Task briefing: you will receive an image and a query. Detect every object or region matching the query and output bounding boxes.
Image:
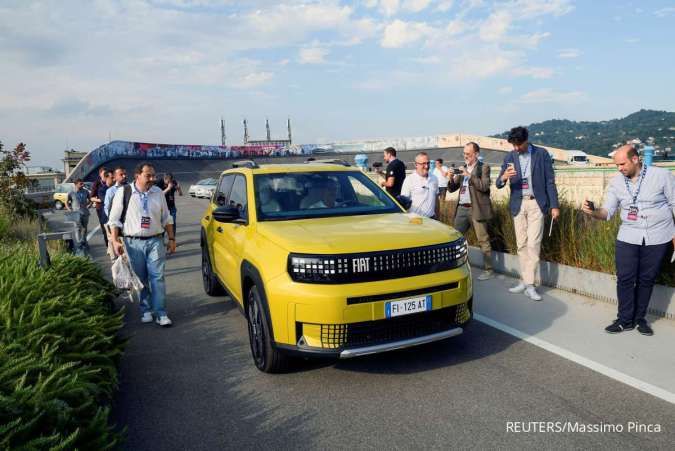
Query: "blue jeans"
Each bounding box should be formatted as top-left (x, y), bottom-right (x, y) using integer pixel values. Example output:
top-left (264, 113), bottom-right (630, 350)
top-left (169, 207), bottom-right (177, 235)
top-left (125, 236), bottom-right (167, 317)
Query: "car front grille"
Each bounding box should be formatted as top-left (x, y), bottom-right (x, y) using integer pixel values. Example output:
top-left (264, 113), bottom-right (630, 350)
top-left (302, 302), bottom-right (471, 350)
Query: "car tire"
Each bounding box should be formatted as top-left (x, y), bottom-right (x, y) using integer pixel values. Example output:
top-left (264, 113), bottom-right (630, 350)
top-left (201, 243), bottom-right (225, 296)
top-left (54, 200), bottom-right (64, 210)
top-left (247, 285), bottom-right (290, 373)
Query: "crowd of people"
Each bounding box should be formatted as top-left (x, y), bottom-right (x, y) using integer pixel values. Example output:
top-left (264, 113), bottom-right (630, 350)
top-left (380, 126), bottom-right (674, 336)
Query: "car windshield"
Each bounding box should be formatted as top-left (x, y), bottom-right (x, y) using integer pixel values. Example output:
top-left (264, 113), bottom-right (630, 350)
top-left (254, 171), bottom-right (402, 221)
top-left (197, 178), bottom-right (216, 185)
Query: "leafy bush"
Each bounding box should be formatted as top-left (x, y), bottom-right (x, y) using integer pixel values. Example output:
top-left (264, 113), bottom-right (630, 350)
top-left (0, 243), bottom-right (125, 449)
top-left (440, 200), bottom-right (675, 286)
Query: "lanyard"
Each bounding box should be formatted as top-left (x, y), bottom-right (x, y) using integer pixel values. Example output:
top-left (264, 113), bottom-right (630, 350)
top-left (519, 151), bottom-right (531, 179)
top-left (134, 183), bottom-right (150, 214)
top-left (624, 165), bottom-right (647, 205)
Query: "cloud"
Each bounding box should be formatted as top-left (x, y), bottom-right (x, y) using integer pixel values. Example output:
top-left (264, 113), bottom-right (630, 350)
top-left (436, 0), bottom-right (454, 12)
top-left (381, 20), bottom-right (433, 48)
top-left (655, 7), bottom-right (675, 17)
top-left (624, 37), bottom-right (640, 44)
top-left (410, 55), bottom-right (441, 64)
top-left (498, 86), bottom-right (513, 95)
top-left (379, 0), bottom-right (400, 16)
top-left (49, 97), bottom-right (113, 117)
top-left (299, 46), bottom-right (330, 64)
top-left (507, 0), bottom-right (573, 18)
top-left (402, 0), bottom-right (433, 13)
top-left (519, 88), bottom-right (587, 104)
top-left (558, 48), bottom-right (581, 59)
top-left (514, 66), bottom-right (554, 79)
top-left (479, 10), bottom-right (512, 42)
top-left (232, 71), bottom-right (275, 89)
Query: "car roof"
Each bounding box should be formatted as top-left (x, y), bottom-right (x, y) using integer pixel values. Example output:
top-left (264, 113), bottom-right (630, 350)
top-left (220, 163), bottom-right (360, 176)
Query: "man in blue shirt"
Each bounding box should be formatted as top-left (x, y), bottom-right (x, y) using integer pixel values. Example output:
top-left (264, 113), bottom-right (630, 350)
top-left (583, 145), bottom-right (675, 335)
top-left (496, 126), bottom-right (560, 301)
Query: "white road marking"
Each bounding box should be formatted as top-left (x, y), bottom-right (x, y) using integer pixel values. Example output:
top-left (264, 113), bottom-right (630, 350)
top-left (474, 313), bottom-right (675, 405)
top-left (87, 225), bottom-right (100, 241)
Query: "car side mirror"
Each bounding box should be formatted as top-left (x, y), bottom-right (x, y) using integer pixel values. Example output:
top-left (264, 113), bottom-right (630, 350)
top-left (212, 206), bottom-right (245, 223)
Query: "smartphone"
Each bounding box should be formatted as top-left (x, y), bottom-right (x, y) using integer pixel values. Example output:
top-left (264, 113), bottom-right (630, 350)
top-left (586, 200), bottom-right (595, 211)
top-left (507, 162), bottom-right (515, 171)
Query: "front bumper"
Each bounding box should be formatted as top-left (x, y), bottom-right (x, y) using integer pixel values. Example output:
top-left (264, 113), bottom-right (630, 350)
top-left (339, 327), bottom-right (463, 358)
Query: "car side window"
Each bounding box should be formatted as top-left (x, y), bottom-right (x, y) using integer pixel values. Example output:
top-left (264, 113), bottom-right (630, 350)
top-left (215, 175), bottom-right (235, 206)
top-left (228, 175), bottom-right (248, 220)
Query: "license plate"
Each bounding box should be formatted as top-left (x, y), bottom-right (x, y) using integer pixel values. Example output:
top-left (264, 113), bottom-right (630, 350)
top-left (385, 295), bottom-right (432, 318)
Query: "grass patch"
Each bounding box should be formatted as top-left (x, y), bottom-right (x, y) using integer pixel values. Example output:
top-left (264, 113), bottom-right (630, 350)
top-left (0, 242), bottom-right (125, 449)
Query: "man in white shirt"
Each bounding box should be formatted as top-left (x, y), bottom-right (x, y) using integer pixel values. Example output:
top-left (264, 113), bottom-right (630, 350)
top-left (432, 158), bottom-right (449, 203)
top-left (400, 152), bottom-right (438, 218)
top-left (108, 163), bottom-right (175, 327)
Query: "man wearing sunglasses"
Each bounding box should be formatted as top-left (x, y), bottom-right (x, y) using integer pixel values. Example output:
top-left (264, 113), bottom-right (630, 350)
top-left (400, 152), bottom-right (438, 218)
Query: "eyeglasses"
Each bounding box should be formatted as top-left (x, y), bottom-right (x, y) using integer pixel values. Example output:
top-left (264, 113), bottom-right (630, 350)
top-left (415, 162), bottom-right (430, 167)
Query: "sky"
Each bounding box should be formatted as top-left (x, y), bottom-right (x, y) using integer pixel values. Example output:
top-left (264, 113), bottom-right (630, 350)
top-left (1, 0), bottom-right (674, 167)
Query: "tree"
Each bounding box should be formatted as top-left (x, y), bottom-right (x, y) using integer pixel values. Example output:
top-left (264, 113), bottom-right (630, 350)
top-left (0, 141), bottom-right (36, 217)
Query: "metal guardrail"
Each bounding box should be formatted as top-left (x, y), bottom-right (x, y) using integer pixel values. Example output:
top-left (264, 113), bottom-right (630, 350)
top-left (37, 210), bottom-right (84, 267)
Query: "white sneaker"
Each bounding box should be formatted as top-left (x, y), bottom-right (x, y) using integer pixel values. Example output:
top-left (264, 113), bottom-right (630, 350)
top-left (508, 282), bottom-right (527, 293)
top-left (477, 270), bottom-right (494, 281)
top-left (155, 315), bottom-right (173, 327)
top-left (525, 286), bottom-right (542, 301)
top-left (141, 312), bottom-right (154, 323)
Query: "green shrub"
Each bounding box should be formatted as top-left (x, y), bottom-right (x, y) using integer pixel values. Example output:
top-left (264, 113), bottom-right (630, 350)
top-left (440, 200), bottom-right (675, 286)
top-left (0, 243), bottom-right (125, 449)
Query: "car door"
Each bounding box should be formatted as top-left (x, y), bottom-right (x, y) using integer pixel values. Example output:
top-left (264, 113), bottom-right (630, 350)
top-left (209, 174), bottom-right (235, 283)
top-left (212, 174), bottom-right (250, 303)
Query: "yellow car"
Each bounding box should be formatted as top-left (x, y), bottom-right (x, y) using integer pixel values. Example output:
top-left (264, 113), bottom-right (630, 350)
top-left (200, 161), bottom-right (472, 372)
top-left (53, 183), bottom-right (74, 210)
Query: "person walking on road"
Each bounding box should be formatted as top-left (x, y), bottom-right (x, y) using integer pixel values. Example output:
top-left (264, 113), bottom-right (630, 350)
top-left (66, 178), bottom-right (91, 249)
top-left (89, 167), bottom-right (109, 244)
top-left (104, 166), bottom-right (128, 217)
top-left (433, 158), bottom-right (449, 204)
top-left (448, 142), bottom-right (494, 280)
top-left (582, 145), bottom-right (675, 335)
top-left (160, 173), bottom-right (182, 235)
top-left (496, 126), bottom-right (560, 301)
top-left (108, 163), bottom-right (175, 327)
top-left (380, 147), bottom-right (406, 197)
top-left (400, 152), bottom-right (438, 219)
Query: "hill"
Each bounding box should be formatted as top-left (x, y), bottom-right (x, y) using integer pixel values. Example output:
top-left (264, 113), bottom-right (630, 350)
top-left (491, 109), bottom-right (675, 156)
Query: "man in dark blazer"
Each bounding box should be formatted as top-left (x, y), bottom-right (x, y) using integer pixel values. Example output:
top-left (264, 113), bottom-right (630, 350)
top-left (496, 126), bottom-right (560, 301)
top-left (448, 142), bottom-right (494, 280)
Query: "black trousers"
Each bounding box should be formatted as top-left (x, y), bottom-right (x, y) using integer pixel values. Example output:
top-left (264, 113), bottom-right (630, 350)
top-left (615, 240), bottom-right (669, 324)
top-left (96, 208), bottom-right (108, 247)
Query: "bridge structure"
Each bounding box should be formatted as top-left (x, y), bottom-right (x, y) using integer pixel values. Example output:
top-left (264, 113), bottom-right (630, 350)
top-left (65, 134), bottom-right (612, 183)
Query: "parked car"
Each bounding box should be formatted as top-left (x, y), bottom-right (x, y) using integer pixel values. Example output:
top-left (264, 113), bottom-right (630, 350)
top-left (53, 183), bottom-right (74, 210)
top-left (200, 161), bottom-right (472, 373)
top-left (189, 178), bottom-right (217, 198)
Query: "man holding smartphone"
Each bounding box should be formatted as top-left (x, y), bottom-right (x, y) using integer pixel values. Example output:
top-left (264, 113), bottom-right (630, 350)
top-left (496, 126), bottom-right (560, 301)
top-left (582, 144), bottom-right (675, 335)
top-left (448, 142), bottom-right (494, 280)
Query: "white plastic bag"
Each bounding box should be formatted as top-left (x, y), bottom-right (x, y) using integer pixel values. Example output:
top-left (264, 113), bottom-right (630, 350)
top-left (111, 245), bottom-right (144, 299)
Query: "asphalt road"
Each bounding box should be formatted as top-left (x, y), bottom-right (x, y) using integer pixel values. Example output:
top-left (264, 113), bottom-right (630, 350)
top-left (98, 194), bottom-right (674, 450)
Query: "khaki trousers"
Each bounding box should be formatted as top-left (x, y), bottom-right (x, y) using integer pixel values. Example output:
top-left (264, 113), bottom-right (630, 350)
top-left (513, 198), bottom-right (544, 285)
top-left (454, 205), bottom-right (492, 271)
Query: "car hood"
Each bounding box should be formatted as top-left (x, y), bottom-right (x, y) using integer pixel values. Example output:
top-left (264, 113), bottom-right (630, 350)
top-left (256, 213), bottom-right (461, 254)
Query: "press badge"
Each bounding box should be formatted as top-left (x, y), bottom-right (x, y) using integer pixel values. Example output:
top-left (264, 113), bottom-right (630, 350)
top-left (627, 206), bottom-right (639, 221)
top-left (141, 216), bottom-right (152, 229)
top-left (521, 178), bottom-right (529, 190)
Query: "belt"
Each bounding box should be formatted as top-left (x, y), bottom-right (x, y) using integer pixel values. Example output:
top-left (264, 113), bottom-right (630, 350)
top-left (124, 233), bottom-right (163, 240)
top-left (522, 195), bottom-right (535, 200)
top-left (459, 203), bottom-right (472, 208)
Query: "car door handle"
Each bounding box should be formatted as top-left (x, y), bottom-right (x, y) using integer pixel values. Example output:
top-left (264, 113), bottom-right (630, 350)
top-left (216, 226), bottom-right (223, 233)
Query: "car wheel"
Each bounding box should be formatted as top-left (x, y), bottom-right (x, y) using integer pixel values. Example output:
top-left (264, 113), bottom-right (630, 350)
top-left (247, 285), bottom-right (290, 373)
top-left (54, 200), bottom-right (64, 210)
top-left (201, 243), bottom-right (225, 296)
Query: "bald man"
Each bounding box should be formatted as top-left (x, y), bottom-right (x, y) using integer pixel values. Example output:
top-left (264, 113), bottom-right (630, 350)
top-left (583, 145), bottom-right (675, 335)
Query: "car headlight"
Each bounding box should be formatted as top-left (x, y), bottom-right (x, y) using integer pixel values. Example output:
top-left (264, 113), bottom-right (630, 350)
top-left (288, 237), bottom-right (468, 284)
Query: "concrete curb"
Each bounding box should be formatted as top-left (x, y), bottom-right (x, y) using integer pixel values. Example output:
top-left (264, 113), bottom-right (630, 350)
top-left (469, 247), bottom-right (675, 320)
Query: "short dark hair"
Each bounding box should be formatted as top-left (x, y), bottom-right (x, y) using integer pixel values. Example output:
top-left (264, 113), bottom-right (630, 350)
top-left (135, 162), bottom-right (154, 175)
top-left (507, 126), bottom-right (529, 144)
top-left (103, 170), bottom-right (112, 177)
top-left (98, 166), bottom-right (108, 173)
top-left (384, 147), bottom-right (397, 157)
top-left (114, 166), bottom-right (126, 173)
top-left (466, 142), bottom-right (480, 153)
top-left (74, 178), bottom-right (83, 184)
top-left (626, 145), bottom-right (639, 159)
top-left (436, 158), bottom-right (443, 164)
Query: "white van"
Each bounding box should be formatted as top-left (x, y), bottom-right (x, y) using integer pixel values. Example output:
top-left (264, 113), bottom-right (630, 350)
top-left (566, 150), bottom-right (589, 166)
